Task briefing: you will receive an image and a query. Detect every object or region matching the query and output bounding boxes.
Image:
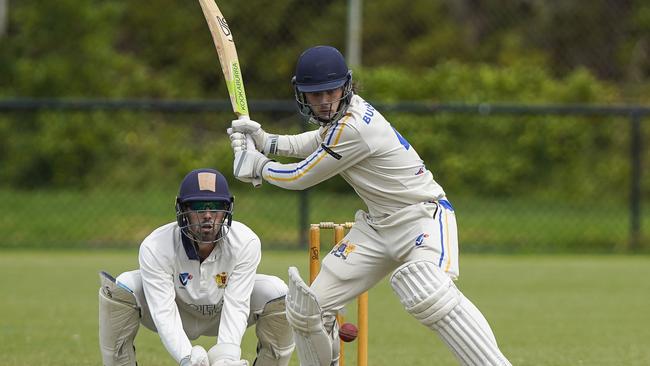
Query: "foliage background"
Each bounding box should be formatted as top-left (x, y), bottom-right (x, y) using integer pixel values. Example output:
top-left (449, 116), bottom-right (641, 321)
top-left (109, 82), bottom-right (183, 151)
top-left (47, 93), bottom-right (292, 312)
top-left (0, 0), bottom-right (649, 251)
top-left (2, 2), bottom-right (650, 365)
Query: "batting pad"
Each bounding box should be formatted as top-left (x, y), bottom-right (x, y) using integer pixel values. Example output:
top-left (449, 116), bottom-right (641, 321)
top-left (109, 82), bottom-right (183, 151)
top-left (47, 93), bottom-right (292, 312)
top-left (286, 267), bottom-right (332, 366)
top-left (390, 261), bottom-right (511, 366)
top-left (254, 296), bottom-right (295, 366)
top-left (98, 271), bottom-right (141, 366)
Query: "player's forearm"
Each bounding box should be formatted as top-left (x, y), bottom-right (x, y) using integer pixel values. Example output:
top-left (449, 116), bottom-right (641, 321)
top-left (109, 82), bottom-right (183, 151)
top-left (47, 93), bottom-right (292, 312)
top-left (217, 254), bottom-right (258, 346)
top-left (154, 309), bottom-right (193, 363)
top-left (140, 251), bottom-right (192, 362)
top-left (216, 306), bottom-right (248, 348)
top-left (143, 280), bottom-right (192, 362)
top-left (266, 130), bottom-right (320, 158)
top-left (261, 158), bottom-right (336, 190)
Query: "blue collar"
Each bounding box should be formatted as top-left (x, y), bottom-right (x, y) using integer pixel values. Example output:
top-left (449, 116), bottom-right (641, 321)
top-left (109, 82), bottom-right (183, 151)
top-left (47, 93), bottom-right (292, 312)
top-left (181, 232), bottom-right (201, 261)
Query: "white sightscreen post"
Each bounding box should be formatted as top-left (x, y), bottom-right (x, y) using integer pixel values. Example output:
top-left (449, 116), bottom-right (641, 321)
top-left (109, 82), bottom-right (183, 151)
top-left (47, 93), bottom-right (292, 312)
top-left (346, 0), bottom-right (362, 68)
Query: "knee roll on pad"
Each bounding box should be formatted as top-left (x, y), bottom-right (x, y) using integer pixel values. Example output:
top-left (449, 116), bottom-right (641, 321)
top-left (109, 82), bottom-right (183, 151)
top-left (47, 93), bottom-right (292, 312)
top-left (286, 267), bottom-right (332, 366)
top-left (390, 260), bottom-right (460, 326)
top-left (390, 261), bottom-right (511, 366)
top-left (98, 271), bottom-right (141, 366)
top-left (250, 274), bottom-right (288, 315)
top-left (254, 296), bottom-right (295, 366)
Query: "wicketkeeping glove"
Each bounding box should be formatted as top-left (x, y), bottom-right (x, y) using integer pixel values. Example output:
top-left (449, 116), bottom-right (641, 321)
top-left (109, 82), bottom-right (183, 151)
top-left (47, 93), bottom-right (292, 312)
top-left (207, 344), bottom-right (249, 366)
top-left (211, 359), bottom-right (249, 366)
top-left (179, 345), bottom-right (210, 366)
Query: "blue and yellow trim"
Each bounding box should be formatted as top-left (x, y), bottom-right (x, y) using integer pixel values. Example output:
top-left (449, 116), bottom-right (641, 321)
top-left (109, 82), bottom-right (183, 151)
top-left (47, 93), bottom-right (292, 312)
top-left (436, 199), bottom-right (454, 271)
top-left (266, 115), bottom-right (350, 182)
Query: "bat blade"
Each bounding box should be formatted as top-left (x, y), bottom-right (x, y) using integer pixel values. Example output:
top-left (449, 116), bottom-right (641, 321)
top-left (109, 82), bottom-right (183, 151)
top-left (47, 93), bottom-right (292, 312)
top-left (198, 0), bottom-right (261, 187)
top-left (197, 0), bottom-right (249, 117)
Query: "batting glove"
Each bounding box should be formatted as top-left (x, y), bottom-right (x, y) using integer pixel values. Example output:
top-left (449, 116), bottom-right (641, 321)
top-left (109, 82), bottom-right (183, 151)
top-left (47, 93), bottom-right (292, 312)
top-left (179, 345), bottom-right (210, 366)
top-left (227, 118), bottom-right (277, 155)
top-left (229, 132), bottom-right (252, 184)
top-left (233, 148), bottom-right (271, 184)
top-left (229, 132), bottom-right (265, 186)
top-left (229, 132), bottom-right (248, 153)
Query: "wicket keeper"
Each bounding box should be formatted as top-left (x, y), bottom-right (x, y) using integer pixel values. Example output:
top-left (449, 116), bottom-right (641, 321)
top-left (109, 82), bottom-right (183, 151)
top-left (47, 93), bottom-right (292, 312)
top-left (98, 169), bottom-right (294, 366)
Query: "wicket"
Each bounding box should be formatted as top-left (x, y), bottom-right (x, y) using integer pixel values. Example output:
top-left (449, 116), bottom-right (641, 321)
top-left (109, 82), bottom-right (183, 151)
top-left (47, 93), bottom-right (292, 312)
top-left (309, 222), bottom-right (368, 366)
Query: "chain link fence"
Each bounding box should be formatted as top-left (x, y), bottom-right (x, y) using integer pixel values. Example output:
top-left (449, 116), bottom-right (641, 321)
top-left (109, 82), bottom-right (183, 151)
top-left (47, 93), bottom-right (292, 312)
top-left (1, 101), bottom-right (647, 252)
top-left (1, 1), bottom-right (649, 252)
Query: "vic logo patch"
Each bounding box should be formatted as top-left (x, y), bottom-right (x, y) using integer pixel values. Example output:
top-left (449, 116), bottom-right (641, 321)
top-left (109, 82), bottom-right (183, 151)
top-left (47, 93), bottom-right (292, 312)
top-left (179, 272), bottom-right (193, 286)
top-left (215, 272), bottom-right (228, 288)
top-left (331, 241), bottom-right (356, 260)
top-left (415, 233), bottom-right (429, 246)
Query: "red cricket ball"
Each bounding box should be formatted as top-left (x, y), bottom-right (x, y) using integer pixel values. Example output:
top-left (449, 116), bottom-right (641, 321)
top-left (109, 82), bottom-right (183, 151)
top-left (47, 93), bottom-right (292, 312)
top-left (339, 322), bottom-right (358, 342)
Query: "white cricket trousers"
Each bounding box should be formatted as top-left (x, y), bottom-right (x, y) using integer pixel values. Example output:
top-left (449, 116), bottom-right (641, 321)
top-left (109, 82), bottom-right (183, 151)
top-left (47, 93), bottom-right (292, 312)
top-left (311, 199), bottom-right (459, 312)
top-left (116, 270), bottom-right (286, 339)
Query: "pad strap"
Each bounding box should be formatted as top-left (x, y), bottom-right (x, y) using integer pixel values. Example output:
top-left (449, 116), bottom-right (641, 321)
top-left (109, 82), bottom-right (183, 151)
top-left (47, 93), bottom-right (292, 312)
top-left (391, 261), bottom-right (460, 327)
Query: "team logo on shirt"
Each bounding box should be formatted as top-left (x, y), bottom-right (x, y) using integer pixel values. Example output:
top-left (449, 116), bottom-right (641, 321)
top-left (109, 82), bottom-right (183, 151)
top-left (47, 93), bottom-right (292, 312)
top-left (215, 272), bottom-right (228, 288)
top-left (330, 241), bottom-right (356, 260)
top-left (415, 233), bottom-right (429, 246)
top-left (179, 272), bottom-right (193, 286)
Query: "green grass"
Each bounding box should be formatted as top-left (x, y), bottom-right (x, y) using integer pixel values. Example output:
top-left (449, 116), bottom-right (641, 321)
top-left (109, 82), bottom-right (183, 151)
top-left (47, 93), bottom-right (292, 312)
top-left (0, 250), bottom-right (649, 365)
top-left (1, 188), bottom-right (648, 252)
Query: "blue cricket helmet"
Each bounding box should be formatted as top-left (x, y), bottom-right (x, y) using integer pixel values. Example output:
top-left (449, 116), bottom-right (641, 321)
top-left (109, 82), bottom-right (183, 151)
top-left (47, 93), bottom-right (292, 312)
top-left (294, 46), bottom-right (351, 92)
top-left (175, 168), bottom-right (234, 244)
top-left (292, 45), bottom-right (354, 125)
top-left (176, 168), bottom-right (232, 204)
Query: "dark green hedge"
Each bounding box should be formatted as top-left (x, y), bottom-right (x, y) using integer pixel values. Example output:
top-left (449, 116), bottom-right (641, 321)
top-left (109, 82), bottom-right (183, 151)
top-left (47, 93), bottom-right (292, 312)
top-left (3, 62), bottom-right (645, 204)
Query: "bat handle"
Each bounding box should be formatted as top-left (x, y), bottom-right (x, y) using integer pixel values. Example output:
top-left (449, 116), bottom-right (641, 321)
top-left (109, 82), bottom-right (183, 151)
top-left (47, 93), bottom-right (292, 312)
top-left (245, 135), bottom-right (257, 152)
top-left (236, 115), bottom-right (257, 151)
top-left (237, 115), bottom-right (262, 188)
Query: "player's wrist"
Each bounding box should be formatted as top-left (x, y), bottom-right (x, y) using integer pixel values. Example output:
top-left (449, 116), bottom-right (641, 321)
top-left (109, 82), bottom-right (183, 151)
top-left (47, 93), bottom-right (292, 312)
top-left (251, 129), bottom-right (269, 151)
top-left (262, 134), bottom-right (279, 155)
top-left (208, 343), bottom-right (242, 363)
top-left (256, 156), bottom-right (272, 179)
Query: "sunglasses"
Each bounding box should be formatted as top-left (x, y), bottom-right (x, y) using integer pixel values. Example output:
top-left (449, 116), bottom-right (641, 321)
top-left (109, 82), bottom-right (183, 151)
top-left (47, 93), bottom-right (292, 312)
top-left (186, 201), bottom-right (229, 211)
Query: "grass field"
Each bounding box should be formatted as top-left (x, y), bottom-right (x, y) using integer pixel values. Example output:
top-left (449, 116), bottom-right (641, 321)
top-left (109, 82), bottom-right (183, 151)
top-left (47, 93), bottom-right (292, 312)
top-left (1, 188), bottom-right (646, 252)
top-left (1, 250), bottom-right (649, 365)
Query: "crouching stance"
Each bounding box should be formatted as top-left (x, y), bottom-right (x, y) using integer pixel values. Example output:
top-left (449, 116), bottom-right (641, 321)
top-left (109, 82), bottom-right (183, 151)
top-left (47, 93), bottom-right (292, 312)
top-left (99, 169), bottom-right (294, 366)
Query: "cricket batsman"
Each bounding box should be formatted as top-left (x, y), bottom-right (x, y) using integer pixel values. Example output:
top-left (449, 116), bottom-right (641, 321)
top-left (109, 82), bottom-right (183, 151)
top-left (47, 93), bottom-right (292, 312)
top-left (228, 46), bottom-right (512, 365)
top-left (98, 168), bottom-right (294, 366)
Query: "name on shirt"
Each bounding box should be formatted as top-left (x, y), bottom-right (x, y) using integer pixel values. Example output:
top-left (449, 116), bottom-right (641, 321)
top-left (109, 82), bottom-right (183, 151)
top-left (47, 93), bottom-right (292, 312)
top-left (362, 102), bottom-right (375, 124)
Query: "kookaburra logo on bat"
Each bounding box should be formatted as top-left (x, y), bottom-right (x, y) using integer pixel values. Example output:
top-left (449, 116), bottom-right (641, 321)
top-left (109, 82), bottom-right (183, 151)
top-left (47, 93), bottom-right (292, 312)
top-left (217, 16), bottom-right (232, 40)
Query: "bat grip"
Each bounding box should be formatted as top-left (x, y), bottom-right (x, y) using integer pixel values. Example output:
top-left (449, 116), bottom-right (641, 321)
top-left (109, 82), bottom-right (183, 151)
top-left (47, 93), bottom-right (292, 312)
top-left (237, 115), bottom-right (257, 152)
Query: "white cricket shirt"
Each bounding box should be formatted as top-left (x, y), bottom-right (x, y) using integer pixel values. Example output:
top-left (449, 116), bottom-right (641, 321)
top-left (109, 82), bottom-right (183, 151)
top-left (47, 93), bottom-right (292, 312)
top-left (262, 94), bottom-right (446, 219)
top-left (138, 220), bottom-right (261, 362)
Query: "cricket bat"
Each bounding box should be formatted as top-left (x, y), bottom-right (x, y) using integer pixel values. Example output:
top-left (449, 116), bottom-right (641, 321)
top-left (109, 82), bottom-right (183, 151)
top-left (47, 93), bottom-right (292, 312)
top-left (198, 0), bottom-right (261, 187)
